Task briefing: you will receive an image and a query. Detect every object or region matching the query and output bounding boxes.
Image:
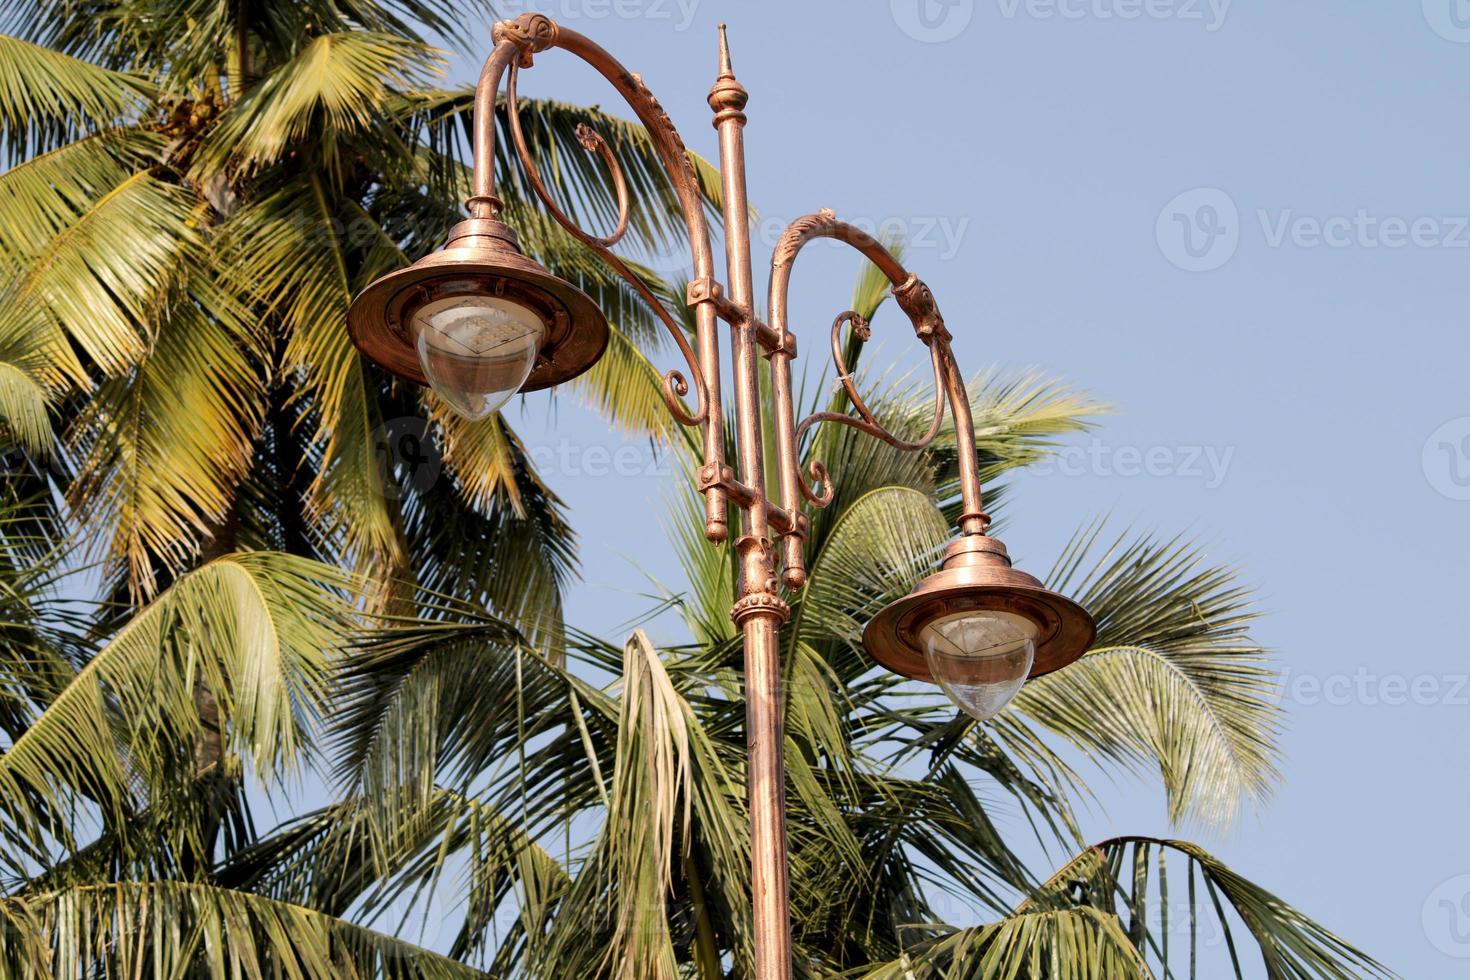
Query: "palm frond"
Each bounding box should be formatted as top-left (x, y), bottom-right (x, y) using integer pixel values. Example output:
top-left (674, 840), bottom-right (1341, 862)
top-left (603, 629), bottom-right (692, 979)
top-left (216, 787), bottom-right (572, 964)
top-left (220, 177), bottom-right (404, 581)
top-left (0, 129), bottom-right (162, 270)
top-left (533, 629), bottom-right (755, 979)
top-left (0, 34), bottom-right (151, 159)
top-left (1022, 837), bottom-right (1395, 979)
top-left (0, 491), bottom-right (82, 743)
top-left (0, 361), bottom-right (54, 456)
top-left (934, 369), bottom-right (1107, 530)
top-left (65, 279), bottom-right (263, 598)
top-left (0, 552), bottom-right (352, 872)
top-left (569, 319), bottom-right (689, 442)
top-left (328, 608), bottom-right (526, 838)
top-left (854, 908), bottom-right (1149, 979)
top-left (2, 880), bottom-right (486, 979)
top-left (661, 459), bottom-right (738, 646)
top-left (850, 236), bottom-right (906, 324)
top-left (799, 486), bottom-right (950, 679)
top-left (1006, 526), bottom-right (1281, 828)
top-left (405, 406), bottom-right (576, 654)
top-left (0, 170), bottom-right (200, 377)
top-left (199, 32), bottom-right (444, 180)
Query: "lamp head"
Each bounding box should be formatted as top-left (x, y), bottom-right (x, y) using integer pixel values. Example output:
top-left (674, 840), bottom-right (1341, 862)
top-left (347, 217), bottom-right (609, 418)
top-left (863, 535), bottom-right (1095, 719)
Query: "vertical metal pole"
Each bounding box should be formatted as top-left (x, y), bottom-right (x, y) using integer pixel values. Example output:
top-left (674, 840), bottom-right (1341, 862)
top-left (709, 25), bottom-right (793, 980)
top-left (735, 603), bottom-right (791, 980)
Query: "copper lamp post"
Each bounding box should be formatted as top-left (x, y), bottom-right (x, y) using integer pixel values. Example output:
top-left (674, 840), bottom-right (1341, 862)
top-left (346, 14), bottom-right (1095, 977)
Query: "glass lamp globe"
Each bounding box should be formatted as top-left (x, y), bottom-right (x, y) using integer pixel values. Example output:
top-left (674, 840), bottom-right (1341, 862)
top-left (920, 610), bottom-right (1038, 720)
top-left (410, 294), bottom-right (546, 420)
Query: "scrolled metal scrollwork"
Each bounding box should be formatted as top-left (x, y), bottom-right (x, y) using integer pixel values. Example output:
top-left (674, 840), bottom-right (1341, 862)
top-left (570, 123), bottom-right (631, 248)
top-left (502, 60), bottom-right (709, 426)
top-left (770, 213), bottom-right (961, 525)
top-left (800, 458), bottom-right (834, 507)
top-left (788, 309), bottom-right (949, 507)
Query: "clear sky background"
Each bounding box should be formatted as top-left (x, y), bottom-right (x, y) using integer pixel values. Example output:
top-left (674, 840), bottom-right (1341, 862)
top-left (444, 0), bottom-right (1469, 973)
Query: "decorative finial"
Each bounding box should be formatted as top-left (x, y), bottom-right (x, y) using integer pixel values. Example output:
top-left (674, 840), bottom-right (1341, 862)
top-left (717, 23), bottom-right (733, 79)
top-left (708, 22), bottom-right (748, 119)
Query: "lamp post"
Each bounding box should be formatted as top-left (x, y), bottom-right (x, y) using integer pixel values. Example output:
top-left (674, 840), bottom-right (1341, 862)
top-left (346, 14), bottom-right (1095, 978)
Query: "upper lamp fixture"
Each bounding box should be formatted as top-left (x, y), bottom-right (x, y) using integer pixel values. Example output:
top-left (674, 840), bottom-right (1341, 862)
top-left (347, 215), bottom-right (609, 419)
top-left (863, 535), bottom-right (1095, 720)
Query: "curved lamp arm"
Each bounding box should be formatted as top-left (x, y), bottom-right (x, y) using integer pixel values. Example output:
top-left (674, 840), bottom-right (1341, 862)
top-left (767, 210), bottom-right (991, 588)
top-left (472, 13), bottom-right (733, 539)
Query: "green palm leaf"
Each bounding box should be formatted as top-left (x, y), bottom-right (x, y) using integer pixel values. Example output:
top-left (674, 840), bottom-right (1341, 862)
top-left (0, 170), bottom-right (200, 376)
top-left (0, 552), bottom-right (352, 870)
top-left (0, 34), bottom-right (151, 158)
top-left (221, 178), bottom-right (404, 581)
top-left (217, 788), bottom-right (572, 960)
top-left (0, 129), bottom-right (162, 271)
top-left (0, 491), bottom-right (80, 742)
top-left (66, 280), bottom-right (263, 597)
top-left (2, 880), bottom-right (486, 979)
top-left (199, 32), bottom-right (444, 178)
top-left (854, 908), bottom-right (1149, 979)
top-left (1022, 837), bottom-right (1395, 979)
top-left (1006, 526), bottom-right (1281, 827)
top-left (0, 361), bottom-right (53, 455)
top-left (603, 629), bottom-right (692, 979)
top-left (406, 406), bottom-right (576, 653)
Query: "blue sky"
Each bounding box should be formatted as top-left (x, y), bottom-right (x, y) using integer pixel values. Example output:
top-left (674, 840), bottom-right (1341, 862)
top-left (445, 0), bottom-right (1469, 972)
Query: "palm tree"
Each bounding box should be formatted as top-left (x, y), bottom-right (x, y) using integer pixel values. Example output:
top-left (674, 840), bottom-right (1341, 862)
top-left (0, 0), bottom-right (708, 619)
top-left (0, 0), bottom-right (708, 867)
top-left (0, 2), bottom-right (1390, 977)
top-left (0, 283), bottom-right (1392, 975)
